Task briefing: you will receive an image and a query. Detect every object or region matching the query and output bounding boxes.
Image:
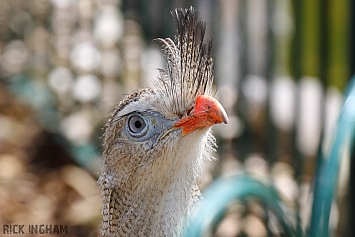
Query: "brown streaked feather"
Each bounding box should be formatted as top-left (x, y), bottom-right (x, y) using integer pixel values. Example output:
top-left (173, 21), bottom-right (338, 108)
top-left (155, 7), bottom-right (214, 117)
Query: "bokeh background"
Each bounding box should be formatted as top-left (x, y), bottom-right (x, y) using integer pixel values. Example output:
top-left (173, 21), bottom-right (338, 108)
top-left (0, 0), bottom-right (354, 236)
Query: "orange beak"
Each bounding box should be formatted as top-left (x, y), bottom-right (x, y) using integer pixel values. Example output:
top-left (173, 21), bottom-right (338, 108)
top-left (174, 95), bottom-right (229, 135)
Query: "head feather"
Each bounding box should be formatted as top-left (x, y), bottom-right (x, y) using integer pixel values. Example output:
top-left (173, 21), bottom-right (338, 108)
top-left (154, 7), bottom-right (214, 117)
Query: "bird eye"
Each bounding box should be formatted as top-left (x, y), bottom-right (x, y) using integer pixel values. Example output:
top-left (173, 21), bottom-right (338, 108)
top-left (127, 115), bottom-right (148, 136)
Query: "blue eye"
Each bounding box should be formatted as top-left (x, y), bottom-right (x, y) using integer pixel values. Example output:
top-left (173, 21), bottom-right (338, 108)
top-left (127, 115), bottom-right (148, 137)
top-left (128, 115), bottom-right (146, 133)
top-left (124, 112), bottom-right (175, 144)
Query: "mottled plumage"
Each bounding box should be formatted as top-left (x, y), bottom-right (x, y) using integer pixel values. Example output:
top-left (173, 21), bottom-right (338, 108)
top-left (99, 7), bottom-right (226, 237)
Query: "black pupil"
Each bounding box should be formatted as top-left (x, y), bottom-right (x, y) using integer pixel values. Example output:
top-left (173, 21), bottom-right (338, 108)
top-left (135, 120), bottom-right (142, 128)
top-left (128, 116), bottom-right (146, 134)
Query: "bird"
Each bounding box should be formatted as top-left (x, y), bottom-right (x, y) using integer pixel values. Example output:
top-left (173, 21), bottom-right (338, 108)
top-left (98, 7), bottom-right (228, 237)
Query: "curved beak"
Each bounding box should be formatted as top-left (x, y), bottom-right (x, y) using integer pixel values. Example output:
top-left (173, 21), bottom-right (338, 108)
top-left (174, 95), bottom-right (229, 135)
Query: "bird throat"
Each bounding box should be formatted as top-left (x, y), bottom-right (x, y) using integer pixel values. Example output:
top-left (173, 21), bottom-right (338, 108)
top-left (99, 173), bottom-right (198, 236)
top-left (99, 136), bottom-right (206, 237)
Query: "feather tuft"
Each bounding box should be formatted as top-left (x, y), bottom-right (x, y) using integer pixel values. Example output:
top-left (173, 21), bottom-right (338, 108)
top-left (155, 7), bottom-right (214, 117)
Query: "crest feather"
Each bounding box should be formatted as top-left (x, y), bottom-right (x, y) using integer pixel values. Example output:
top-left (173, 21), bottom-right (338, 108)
top-left (155, 7), bottom-right (214, 117)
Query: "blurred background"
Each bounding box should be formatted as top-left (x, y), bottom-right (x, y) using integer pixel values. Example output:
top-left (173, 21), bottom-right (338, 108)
top-left (0, 0), bottom-right (354, 236)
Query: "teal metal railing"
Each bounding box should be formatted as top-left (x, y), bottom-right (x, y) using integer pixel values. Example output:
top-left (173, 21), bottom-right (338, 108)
top-left (309, 77), bottom-right (355, 237)
top-left (185, 76), bottom-right (355, 237)
top-left (185, 175), bottom-right (297, 237)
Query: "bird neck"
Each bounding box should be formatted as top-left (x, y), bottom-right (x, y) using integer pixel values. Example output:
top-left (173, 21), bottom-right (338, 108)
top-left (99, 130), bottom-right (212, 236)
top-left (99, 164), bottom-right (199, 237)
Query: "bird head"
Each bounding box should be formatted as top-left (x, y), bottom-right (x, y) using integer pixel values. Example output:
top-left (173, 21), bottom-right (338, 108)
top-left (99, 7), bottom-right (228, 236)
top-left (101, 7), bottom-right (228, 184)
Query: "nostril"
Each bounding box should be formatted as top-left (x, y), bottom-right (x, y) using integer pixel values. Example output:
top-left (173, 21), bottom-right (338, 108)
top-left (186, 106), bottom-right (194, 116)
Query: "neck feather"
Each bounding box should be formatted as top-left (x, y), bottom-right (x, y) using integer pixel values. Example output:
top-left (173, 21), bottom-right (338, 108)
top-left (99, 130), bottom-right (214, 237)
top-left (99, 166), bottom-right (199, 236)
